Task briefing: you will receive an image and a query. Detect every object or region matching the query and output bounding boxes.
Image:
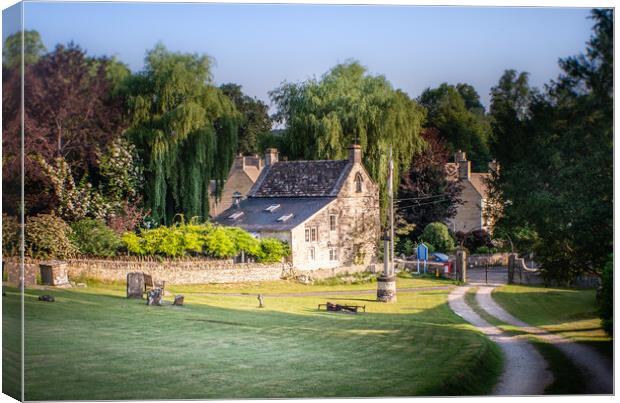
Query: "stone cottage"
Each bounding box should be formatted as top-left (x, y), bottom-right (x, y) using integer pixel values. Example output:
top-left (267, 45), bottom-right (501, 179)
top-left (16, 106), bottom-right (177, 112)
top-left (208, 154), bottom-right (264, 217)
top-left (215, 145), bottom-right (380, 270)
top-left (444, 151), bottom-right (497, 234)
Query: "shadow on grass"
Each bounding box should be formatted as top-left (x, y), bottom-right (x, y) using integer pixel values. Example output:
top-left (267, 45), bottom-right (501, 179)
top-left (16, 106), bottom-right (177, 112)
top-left (6, 286), bottom-right (501, 400)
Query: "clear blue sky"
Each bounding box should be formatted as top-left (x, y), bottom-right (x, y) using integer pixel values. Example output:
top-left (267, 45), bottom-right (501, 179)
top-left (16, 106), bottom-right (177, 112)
top-left (5, 2), bottom-right (594, 109)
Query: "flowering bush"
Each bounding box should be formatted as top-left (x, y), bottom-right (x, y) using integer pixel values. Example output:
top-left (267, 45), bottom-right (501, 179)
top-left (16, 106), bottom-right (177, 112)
top-left (2, 214), bottom-right (20, 257)
top-left (25, 213), bottom-right (77, 259)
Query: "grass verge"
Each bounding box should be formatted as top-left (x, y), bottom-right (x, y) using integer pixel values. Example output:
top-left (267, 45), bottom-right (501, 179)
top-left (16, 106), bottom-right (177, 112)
top-left (5, 278), bottom-right (495, 400)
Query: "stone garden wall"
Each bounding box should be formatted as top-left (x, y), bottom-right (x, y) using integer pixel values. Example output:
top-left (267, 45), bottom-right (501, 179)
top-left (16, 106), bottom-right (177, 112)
top-left (3, 258), bottom-right (292, 285)
top-left (3, 258), bottom-right (381, 286)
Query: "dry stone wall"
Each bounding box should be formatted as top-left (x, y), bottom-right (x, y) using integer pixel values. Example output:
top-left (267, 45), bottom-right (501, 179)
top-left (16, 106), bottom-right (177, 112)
top-left (3, 258), bottom-right (291, 285)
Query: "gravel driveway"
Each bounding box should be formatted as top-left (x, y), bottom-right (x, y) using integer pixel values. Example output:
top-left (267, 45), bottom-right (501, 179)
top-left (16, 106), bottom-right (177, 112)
top-left (477, 286), bottom-right (613, 394)
top-left (448, 286), bottom-right (553, 395)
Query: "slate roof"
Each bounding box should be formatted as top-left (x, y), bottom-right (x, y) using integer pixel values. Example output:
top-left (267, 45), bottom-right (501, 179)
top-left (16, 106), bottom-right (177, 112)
top-left (444, 163), bottom-right (490, 199)
top-left (249, 160), bottom-right (352, 197)
top-left (215, 197), bottom-right (336, 231)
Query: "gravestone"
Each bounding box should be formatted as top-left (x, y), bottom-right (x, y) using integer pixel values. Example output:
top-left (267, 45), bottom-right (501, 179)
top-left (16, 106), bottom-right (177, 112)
top-left (126, 272), bottom-right (145, 299)
top-left (39, 261), bottom-right (70, 287)
top-left (146, 288), bottom-right (163, 306)
top-left (173, 295), bottom-right (184, 306)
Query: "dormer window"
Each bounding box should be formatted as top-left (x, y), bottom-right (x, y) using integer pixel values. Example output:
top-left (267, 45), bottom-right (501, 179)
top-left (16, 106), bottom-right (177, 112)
top-left (228, 211), bottom-right (244, 220)
top-left (277, 214), bottom-right (294, 222)
top-left (264, 204), bottom-right (281, 212)
top-left (355, 173), bottom-right (363, 193)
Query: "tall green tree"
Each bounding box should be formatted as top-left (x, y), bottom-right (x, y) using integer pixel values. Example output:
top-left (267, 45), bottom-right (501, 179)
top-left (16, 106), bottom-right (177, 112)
top-left (270, 61), bottom-right (426, 219)
top-left (418, 83), bottom-right (491, 170)
top-left (3, 30), bottom-right (46, 68)
top-left (489, 9), bottom-right (613, 282)
top-left (220, 83), bottom-right (272, 154)
top-left (125, 44), bottom-right (240, 224)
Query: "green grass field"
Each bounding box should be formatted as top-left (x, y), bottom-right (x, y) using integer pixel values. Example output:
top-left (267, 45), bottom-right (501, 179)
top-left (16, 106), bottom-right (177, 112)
top-left (492, 285), bottom-right (612, 358)
top-left (3, 275), bottom-right (502, 400)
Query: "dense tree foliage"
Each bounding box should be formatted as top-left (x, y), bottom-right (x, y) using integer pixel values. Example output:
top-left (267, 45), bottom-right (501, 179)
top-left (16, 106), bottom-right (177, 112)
top-left (419, 222), bottom-right (455, 253)
top-left (3, 43), bottom-right (126, 215)
top-left (270, 61), bottom-right (426, 219)
top-left (396, 128), bottom-right (462, 240)
top-left (220, 83), bottom-right (272, 154)
top-left (125, 44), bottom-right (240, 224)
top-left (489, 9), bottom-right (612, 283)
top-left (2, 30), bottom-right (46, 68)
top-left (418, 83), bottom-right (491, 170)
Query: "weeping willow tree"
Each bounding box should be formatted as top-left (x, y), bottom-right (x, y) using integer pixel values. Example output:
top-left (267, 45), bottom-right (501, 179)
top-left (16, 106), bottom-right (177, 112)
top-left (125, 44), bottom-right (239, 224)
top-left (270, 61), bottom-right (426, 221)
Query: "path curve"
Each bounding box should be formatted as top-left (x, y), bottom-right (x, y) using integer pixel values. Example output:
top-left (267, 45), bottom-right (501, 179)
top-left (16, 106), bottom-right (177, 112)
top-left (477, 286), bottom-right (613, 394)
top-left (448, 286), bottom-right (553, 395)
top-left (180, 286), bottom-right (451, 298)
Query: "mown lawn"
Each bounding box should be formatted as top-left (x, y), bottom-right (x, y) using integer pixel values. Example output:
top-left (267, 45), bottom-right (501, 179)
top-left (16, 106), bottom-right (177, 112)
top-left (492, 285), bottom-right (612, 358)
top-left (4, 276), bottom-right (501, 400)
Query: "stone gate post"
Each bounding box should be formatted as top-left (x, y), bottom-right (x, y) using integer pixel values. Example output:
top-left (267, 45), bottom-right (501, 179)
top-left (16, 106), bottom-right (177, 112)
top-left (455, 248), bottom-right (467, 283)
top-left (507, 253), bottom-right (517, 284)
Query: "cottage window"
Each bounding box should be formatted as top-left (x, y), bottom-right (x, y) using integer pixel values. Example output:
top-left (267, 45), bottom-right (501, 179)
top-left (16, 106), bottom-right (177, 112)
top-left (311, 227), bottom-right (317, 242)
top-left (305, 229), bottom-right (310, 242)
top-left (308, 247), bottom-right (315, 261)
top-left (355, 173), bottom-right (363, 193)
top-left (329, 215), bottom-right (337, 231)
top-left (264, 204), bottom-right (281, 212)
top-left (228, 211), bottom-right (244, 220)
top-left (277, 213), bottom-right (294, 222)
top-left (329, 248), bottom-right (339, 261)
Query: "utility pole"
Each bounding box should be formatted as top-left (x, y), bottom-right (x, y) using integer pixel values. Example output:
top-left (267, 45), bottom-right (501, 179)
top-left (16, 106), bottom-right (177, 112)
top-left (377, 146), bottom-right (397, 302)
top-left (389, 146), bottom-right (395, 276)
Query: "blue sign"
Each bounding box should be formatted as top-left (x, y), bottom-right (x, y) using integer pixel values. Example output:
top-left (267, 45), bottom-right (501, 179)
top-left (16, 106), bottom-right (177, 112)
top-left (417, 243), bottom-right (429, 261)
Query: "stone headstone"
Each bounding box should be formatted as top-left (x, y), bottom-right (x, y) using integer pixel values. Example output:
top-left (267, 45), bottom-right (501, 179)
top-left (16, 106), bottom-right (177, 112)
top-left (257, 294), bottom-right (264, 308)
top-left (39, 261), bottom-right (70, 287)
top-left (146, 288), bottom-right (163, 306)
top-left (127, 272), bottom-right (145, 299)
top-left (173, 295), bottom-right (184, 306)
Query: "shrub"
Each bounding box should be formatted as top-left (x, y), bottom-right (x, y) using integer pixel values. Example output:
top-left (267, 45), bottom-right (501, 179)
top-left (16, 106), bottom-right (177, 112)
top-left (419, 222), bottom-right (454, 253)
top-left (70, 218), bottom-right (121, 257)
top-left (121, 222), bottom-right (290, 261)
top-left (25, 213), bottom-right (77, 259)
top-left (2, 214), bottom-right (20, 257)
top-left (600, 254), bottom-right (613, 336)
top-left (257, 238), bottom-right (290, 263)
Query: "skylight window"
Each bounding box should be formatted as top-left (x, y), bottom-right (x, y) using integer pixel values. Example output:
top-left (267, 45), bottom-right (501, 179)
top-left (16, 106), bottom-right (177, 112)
top-left (228, 211), bottom-right (244, 220)
top-left (264, 204), bottom-right (281, 212)
top-left (277, 214), bottom-right (294, 222)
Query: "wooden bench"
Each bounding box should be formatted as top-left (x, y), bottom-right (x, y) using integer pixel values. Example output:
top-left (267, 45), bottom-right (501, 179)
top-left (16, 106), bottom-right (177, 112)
top-left (143, 274), bottom-right (166, 296)
top-left (318, 302), bottom-right (366, 313)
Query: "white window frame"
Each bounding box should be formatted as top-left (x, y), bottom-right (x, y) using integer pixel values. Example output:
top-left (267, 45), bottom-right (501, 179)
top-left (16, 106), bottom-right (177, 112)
top-left (311, 227), bottom-right (317, 242)
top-left (308, 247), bottom-right (315, 261)
top-left (329, 215), bottom-right (337, 231)
top-left (305, 229), bottom-right (310, 242)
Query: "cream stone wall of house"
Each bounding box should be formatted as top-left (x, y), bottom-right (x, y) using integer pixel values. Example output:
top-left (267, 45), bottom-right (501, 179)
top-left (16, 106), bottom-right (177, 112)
top-left (209, 155), bottom-right (263, 217)
top-left (334, 161), bottom-right (380, 267)
top-left (446, 180), bottom-right (483, 233)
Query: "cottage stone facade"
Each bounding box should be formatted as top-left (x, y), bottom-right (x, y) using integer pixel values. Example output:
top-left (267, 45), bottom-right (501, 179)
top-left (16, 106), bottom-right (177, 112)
top-left (445, 151), bottom-right (497, 234)
top-left (208, 154), bottom-right (263, 217)
top-left (216, 145), bottom-right (380, 270)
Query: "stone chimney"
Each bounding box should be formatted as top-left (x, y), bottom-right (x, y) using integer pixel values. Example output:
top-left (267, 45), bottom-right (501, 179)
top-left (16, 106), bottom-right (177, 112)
top-left (348, 144), bottom-right (362, 164)
top-left (265, 148), bottom-right (279, 166)
top-left (455, 150), bottom-right (470, 180)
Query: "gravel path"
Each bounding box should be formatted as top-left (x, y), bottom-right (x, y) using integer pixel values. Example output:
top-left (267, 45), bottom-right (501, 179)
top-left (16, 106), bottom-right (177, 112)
top-left (448, 286), bottom-right (553, 395)
top-left (477, 286), bottom-right (613, 394)
top-left (181, 286), bottom-right (451, 298)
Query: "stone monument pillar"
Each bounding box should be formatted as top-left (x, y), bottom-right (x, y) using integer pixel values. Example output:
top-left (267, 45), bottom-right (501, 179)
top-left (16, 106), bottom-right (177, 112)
top-left (455, 248), bottom-right (467, 283)
top-left (127, 272), bottom-right (145, 299)
top-left (377, 231), bottom-right (396, 302)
